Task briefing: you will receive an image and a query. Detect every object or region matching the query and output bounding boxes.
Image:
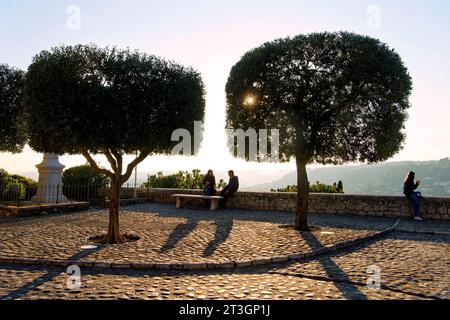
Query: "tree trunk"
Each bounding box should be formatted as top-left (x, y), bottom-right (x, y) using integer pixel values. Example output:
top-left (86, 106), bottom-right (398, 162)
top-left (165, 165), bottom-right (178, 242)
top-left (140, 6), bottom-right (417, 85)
top-left (295, 158), bottom-right (309, 231)
top-left (104, 179), bottom-right (124, 244)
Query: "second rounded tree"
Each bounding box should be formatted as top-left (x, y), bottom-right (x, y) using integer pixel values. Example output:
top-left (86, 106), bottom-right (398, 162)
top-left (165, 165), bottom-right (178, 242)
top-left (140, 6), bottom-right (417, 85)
top-left (226, 32), bottom-right (413, 230)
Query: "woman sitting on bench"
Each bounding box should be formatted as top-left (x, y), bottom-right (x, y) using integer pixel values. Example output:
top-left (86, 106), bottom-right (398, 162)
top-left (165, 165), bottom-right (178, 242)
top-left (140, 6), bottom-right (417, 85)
top-left (202, 170), bottom-right (216, 196)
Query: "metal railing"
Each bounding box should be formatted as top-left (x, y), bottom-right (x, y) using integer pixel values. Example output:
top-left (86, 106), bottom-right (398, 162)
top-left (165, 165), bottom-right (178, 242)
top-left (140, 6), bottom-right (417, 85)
top-left (0, 182), bottom-right (151, 206)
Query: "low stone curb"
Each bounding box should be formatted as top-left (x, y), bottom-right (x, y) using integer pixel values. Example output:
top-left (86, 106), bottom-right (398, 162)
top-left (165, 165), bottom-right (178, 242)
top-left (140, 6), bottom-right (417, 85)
top-left (0, 221), bottom-right (400, 272)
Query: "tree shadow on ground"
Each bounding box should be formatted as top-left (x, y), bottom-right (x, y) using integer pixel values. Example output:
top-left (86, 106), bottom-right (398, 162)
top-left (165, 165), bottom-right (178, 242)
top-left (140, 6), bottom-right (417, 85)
top-left (298, 231), bottom-right (368, 300)
top-left (267, 232), bottom-right (449, 299)
top-left (2, 232), bottom-right (445, 300)
top-left (0, 245), bottom-right (105, 300)
top-left (122, 202), bottom-right (399, 232)
top-left (124, 202), bottom-right (392, 258)
top-left (269, 230), bottom-right (369, 300)
top-left (158, 209), bottom-right (234, 258)
top-left (204, 219), bottom-right (234, 257)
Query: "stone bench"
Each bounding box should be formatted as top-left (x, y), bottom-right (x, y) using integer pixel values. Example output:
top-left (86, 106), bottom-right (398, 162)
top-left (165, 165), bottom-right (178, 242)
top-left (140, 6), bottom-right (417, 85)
top-left (171, 194), bottom-right (224, 211)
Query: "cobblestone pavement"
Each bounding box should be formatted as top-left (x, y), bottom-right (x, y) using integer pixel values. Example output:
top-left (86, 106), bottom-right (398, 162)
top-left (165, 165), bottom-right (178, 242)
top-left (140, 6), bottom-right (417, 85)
top-left (0, 231), bottom-right (447, 300)
top-left (0, 203), bottom-right (386, 264)
top-left (267, 232), bottom-right (450, 299)
top-left (0, 263), bottom-right (421, 300)
top-left (0, 203), bottom-right (448, 300)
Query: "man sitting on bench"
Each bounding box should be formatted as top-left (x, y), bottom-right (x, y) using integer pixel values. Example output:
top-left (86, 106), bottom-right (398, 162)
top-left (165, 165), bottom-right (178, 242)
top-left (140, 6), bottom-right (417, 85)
top-left (219, 170), bottom-right (239, 208)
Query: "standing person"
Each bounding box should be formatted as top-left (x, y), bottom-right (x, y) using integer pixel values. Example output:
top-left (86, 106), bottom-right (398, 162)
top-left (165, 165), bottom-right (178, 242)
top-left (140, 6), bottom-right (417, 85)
top-left (403, 171), bottom-right (423, 221)
top-left (202, 170), bottom-right (216, 196)
top-left (219, 170), bottom-right (239, 208)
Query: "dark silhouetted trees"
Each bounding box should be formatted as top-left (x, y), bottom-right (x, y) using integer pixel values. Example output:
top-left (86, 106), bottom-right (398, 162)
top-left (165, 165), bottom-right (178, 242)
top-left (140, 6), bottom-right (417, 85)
top-left (24, 45), bottom-right (205, 243)
top-left (226, 32), bottom-right (412, 230)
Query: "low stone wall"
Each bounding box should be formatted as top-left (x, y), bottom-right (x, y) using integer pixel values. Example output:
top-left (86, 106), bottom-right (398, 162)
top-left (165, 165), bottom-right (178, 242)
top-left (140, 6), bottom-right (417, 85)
top-left (0, 202), bottom-right (90, 218)
top-left (146, 188), bottom-right (450, 220)
top-left (104, 198), bottom-right (150, 208)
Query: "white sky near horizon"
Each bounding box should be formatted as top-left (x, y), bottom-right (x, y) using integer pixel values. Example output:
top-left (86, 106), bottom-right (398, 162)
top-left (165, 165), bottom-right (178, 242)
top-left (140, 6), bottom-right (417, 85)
top-left (0, 0), bottom-right (449, 184)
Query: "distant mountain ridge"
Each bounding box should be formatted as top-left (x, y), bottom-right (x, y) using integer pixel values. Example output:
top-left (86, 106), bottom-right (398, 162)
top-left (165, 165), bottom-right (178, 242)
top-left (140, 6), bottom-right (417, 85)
top-left (246, 158), bottom-right (450, 197)
top-left (14, 159), bottom-right (450, 197)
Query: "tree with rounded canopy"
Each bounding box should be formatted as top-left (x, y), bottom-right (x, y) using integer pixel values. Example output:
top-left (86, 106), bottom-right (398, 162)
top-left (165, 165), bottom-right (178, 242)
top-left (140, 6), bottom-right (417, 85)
top-left (0, 64), bottom-right (26, 153)
top-left (24, 44), bottom-right (205, 243)
top-left (226, 32), bottom-right (412, 230)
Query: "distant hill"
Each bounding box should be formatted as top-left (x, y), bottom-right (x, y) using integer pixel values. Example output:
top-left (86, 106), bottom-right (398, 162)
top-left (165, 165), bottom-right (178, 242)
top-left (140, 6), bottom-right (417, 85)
top-left (246, 158), bottom-right (450, 197)
top-left (13, 158), bottom-right (450, 197)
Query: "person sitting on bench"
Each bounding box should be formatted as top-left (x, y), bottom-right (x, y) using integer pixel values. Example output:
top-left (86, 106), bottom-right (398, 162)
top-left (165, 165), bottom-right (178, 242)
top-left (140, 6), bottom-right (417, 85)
top-left (202, 170), bottom-right (216, 196)
top-left (219, 170), bottom-right (239, 208)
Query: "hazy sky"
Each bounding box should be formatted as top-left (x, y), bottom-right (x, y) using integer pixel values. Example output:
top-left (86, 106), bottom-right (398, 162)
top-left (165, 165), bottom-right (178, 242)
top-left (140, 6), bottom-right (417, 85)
top-left (1, 0), bottom-right (449, 179)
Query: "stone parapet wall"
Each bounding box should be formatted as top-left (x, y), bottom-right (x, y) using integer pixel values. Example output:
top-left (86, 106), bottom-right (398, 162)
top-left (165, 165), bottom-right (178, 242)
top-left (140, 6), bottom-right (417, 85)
top-left (0, 202), bottom-right (90, 218)
top-left (146, 188), bottom-right (450, 220)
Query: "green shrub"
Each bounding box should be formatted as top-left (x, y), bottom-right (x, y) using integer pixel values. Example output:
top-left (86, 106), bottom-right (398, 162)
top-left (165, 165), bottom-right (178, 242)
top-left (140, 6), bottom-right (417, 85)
top-left (0, 169), bottom-right (36, 201)
top-left (272, 181), bottom-right (344, 194)
top-left (143, 170), bottom-right (226, 190)
top-left (1, 180), bottom-right (25, 201)
top-left (337, 180), bottom-right (344, 193)
top-left (61, 164), bottom-right (109, 201)
top-left (0, 169), bottom-right (9, 186)
top-left (9, 174), bottom-right (37, 188)
top-left (62, 164), bottom-right (109, 187)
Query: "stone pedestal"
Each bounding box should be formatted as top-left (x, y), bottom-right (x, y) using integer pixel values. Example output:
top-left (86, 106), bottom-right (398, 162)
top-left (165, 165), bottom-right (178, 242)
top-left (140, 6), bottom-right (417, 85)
top-left (32, 153), bottom-right (68, 204)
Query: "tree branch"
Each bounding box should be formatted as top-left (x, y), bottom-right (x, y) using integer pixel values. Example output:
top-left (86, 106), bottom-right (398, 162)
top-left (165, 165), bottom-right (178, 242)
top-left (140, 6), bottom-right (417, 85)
top-left (121, 149), bottom-right (152, 183)
top-left (103, 149), bottom-right (118, 174)
top-left (111, 149), bottom-right (123, 177)
top-left (81, 150), bottom-right (115, 180)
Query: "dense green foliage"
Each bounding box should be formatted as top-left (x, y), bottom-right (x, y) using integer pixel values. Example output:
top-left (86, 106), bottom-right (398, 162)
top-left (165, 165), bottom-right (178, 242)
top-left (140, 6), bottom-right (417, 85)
top-left (337, 181), bottom-right (344, 193)
top-left (143, 170), bottom-right (226, 190)
top-left (0, 169), bottom-right (36, 201)
top-left (226, 32), bottom-right (412, 164)
top-left (24, 44), bottom-right (205, 156)
top-left (23, 44), bottom-right (206, 242)
top-left (0, 64), bottom-right (26, 153)
top-left (0, 169), bottom-right (8, 185)
top-left (271, 181), bottom-right (344, 194)
top-left (62, 164), bottom-right (109, 186)
top-left (0, 169), bottom-right (36, 187)
top-left (1, 181), bottom-right (25, 201)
